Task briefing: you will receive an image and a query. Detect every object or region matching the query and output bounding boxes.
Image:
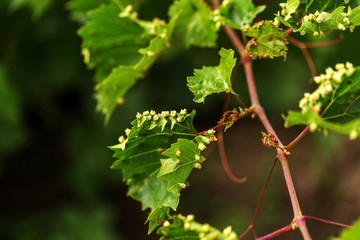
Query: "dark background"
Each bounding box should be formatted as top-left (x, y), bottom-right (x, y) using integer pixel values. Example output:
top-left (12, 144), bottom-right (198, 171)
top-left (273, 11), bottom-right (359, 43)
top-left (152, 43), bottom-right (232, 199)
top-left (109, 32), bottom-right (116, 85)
top-left (0, 0), bottom-right (359, 239)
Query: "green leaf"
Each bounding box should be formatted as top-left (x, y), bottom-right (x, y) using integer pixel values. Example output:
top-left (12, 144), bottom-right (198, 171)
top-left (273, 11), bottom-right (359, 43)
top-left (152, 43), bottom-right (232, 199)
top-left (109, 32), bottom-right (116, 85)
top-left (79, 1), bottom-right (177, 122)
top-left (95, 66), bottom-right (142, 123)
top-left (187, 48), bottom-right (237, 103)
top-left (245, 20), bottom-right (288, 59)
top-left (110, 110), bottom-right (219, 232)
top-left (277, 3), bottom-right (360, 36)
top-left (218, 0), bottom-right (266, 30)
top-left (285, 63), bottom-right (360, 139)
top-left (78, 2), bottom-right (147, 82)
top-left (157, 214), bottom-right (238, 240)
top-left (331, 218), bottom-right (360, 240)
top-left (169, 0), bottom-right (218, 48)
top-left (286, 0), bottom-right (300, 14)
top-left (66, 0), bottom-right (108, 23)
top-left (158, 138), bottom-right (204, 196)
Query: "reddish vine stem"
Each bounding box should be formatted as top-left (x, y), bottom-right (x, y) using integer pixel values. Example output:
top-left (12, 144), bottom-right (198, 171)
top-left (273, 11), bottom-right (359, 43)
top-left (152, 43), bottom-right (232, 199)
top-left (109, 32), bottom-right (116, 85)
top-left (303, 215), bottom-right (351, 229)
top-left (251, 156), bottom-right (278, 238)
top-left (257, 223), bottom-right (294, 240)
top-left (217, 130), bottom-right (248, 183)
top-left (285, 126), bottom-right (310, 150)
top-left (222, 10), bottom-right (312, 240)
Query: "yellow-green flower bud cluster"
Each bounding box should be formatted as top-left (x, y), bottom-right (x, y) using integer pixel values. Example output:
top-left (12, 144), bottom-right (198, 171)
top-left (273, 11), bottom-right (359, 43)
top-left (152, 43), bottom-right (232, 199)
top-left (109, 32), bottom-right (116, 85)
top-left (135, 109), bottom-right (190, 129)
top-left (161, 215), bottom-right (237, 240)
top-left (299, 62), bottom-right (355, 114)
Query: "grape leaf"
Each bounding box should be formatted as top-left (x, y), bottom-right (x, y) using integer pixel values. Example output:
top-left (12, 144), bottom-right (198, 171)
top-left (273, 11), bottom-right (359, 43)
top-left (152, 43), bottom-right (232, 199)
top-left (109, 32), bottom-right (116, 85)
top-left (158, 138), bottom-right (205, 196)
top-left (285, 63), bottom-right (360, 139)
top-left (66, 0), bottom-right (108, 23)
top-left (157, 214), bottom-right (238, 240)
top-left (169, 0), bottom-right (218, 48)
top-left (331, 218), bottom-right (360, 240)
top-left (94, 66), bottom-right (142, 123)
top-left (79, 1), bottom-right (177, 122)
top-left (187, 48), bottom-right (237, 103)
top-left (276, 2), bottom-right (360, 36)
top-left (217, 0), bottom-right (266, 30)
top-left (244, 20), bottom-right (288, 59)
top-left (78, 2), bottom-right (147, 82)
top-left (110, 110), bottom-right (217, 233)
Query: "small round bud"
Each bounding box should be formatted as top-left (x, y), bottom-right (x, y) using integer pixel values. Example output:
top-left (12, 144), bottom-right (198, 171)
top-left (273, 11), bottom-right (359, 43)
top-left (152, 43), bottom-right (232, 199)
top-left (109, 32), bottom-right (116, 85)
top-left (195, 155), bottom-right (201, 161)
top-left (310, 122), bottom-right (317, 132)
top-left (279, 3), bottom-right (286, 8)
top-left (325, 81), bottom-right (333, 92)
top-left (314, 76), bottom-right (322, 84)
top-left (349, 129), bottom-right (358, 140)
top-left (180, 109), bottom-right (187, 115)
top-left (150, 110), bottom-right (156, 115)
top-left (163, 220), bottom-right (170, 227)
top-left (343, 17), bottom-right (350, 24)
top-left (335, 63), bottom-right (345, 70)
top-left (147, 115), bottom-right (152, 120)
top-left (223, 226), bottom-right (232, 236)
top-left (125, 128), bottom-right (131, 136)
top-left (346, 62), bottom-right (353, 69)
top-left (179, 183), bottom-right (186, 189)
top-left (143, 110), bottom-right (149, 116)
top-left (202, 224), bottom-right (210, 232)
top-left (186, 214), bottom-right (194, 221)
top-left (136, 112), bottom-right (142, 119)
top-left (153, 115), bottom-right (159, 121)
top-left (170, 110), bottom-right (177, 117)
top-left (177, 117), bottom-right (183, 122)
top-left (194, 162), bottom-right (202, 169)
top-left (337, 23), bottom-right (346, 31)
top-left (184, 221), bottom-right (191, 231)
top-left (198, 143), bottom-right (206, 151)
top-left (176, 150), bottom-right (181, 156)
top-left (161, 111), bottom-right (169, 117)
top-left (300, 30), bottom-right (306, 36)
top-left (313, 31), bottom-right (319, 37)
top-left (118, 136), bottom-right (125, 143)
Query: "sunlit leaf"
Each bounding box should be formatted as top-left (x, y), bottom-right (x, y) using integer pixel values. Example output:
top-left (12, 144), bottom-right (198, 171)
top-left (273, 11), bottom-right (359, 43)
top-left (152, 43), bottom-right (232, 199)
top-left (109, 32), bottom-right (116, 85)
top-left (187, 48), bottom-right (237, 103)
top-left (169, 0), bottom-right (218, 48)
top-left (245, 20), bottom-right (288, 59)
top-left (218, 0), bottom-right (266, 30)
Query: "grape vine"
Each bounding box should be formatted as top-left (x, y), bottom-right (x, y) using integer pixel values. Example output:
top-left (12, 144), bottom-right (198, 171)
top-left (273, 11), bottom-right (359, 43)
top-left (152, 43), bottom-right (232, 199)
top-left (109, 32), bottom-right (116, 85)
top-left (74, 0), bottom-right (360, 239)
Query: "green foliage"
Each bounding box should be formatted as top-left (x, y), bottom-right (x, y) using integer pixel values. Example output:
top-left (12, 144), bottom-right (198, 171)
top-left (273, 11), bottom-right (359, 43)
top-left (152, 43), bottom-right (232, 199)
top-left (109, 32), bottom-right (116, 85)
top-left (245, 20), bottom-right (288, 59)
top-left (331, 218), bottom-right (360, 240)
top-left (276, 1), bottom-right (360, 36)
top-left (110, 110), bottom-right (217, 233)
top-left (66, 0), bottom-right (108, 23)
top-left (187, 48), bottom-right (237, 103)
top-left (285, 63), bottom-right (360, 139)
top-left (169, 0), bottom-right (218, 48)
top-left (79, 1), bottom-right (176, 123)
top-left (157, 214), bottom-right (238, 240)
top-left (217, 0), bottom-right (266, 30)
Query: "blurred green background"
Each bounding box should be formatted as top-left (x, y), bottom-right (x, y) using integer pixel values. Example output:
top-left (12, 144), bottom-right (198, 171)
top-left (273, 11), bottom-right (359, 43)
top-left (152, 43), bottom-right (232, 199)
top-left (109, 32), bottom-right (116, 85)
top-left (0, 0), bottom-right (359, 239)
